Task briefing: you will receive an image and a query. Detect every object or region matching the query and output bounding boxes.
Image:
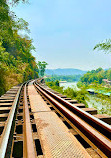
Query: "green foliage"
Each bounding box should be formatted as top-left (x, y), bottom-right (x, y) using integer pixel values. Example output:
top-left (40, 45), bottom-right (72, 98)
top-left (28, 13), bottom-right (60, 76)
top-left (0, 0), bottom-right (39, 96)
top-left (46, 80), bottom-right (59, 87)
top-left (38, 61), bottom-right (48, 77)
top-left (45, 74), bottom-right (82, 82)
top-left (78, 67), bottom-right (111, 92)
top-left (55, 80), bottom-right (59, 86)
top-left (46, 80), bottom-right (88, 106)
top-left (7, 0), bottom-right (28, 5)
top-left (77, 67), bottom-right (111, 97)
top-left (78, 67), bottom-right (107, 85)
top-left (46, 81), bottom-right (63, 93)
top-left (64, 87), bottom-right (77, 98)
top-left (104, 69), bottom-right (111, 80)
top-left (94, 39), bottom-right (111, 53)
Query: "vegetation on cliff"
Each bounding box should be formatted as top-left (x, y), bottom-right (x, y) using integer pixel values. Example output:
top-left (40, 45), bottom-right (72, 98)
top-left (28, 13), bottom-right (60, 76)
top-left (0, 0), bottom-right (39, 96)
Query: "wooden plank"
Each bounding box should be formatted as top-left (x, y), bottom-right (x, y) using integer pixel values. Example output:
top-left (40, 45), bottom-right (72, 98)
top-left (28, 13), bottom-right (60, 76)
top-left (93, 114), bottom-right (111, 124)
top-left (81, 108), bottom-right (97, 115)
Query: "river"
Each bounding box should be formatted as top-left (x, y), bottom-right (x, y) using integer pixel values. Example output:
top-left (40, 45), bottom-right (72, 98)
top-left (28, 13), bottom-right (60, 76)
top-left (59, 82), bottom-right (111, 115)
top-left (59, 82), bottom-right (80, 90)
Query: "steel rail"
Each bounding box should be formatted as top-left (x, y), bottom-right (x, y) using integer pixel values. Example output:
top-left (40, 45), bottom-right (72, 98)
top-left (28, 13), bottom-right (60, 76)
top-left (34, 82), bottom-right (111, 158)
top-left (35, 82), bottom-right (111, 137)
top-left (23, 83), bottom-right (36, 158)
top-left (0, 84), bottom-right (23, 158)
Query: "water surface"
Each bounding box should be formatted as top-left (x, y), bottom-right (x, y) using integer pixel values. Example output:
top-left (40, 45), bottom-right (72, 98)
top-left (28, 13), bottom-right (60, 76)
top-left (59, 82), bottom-right (80, 90)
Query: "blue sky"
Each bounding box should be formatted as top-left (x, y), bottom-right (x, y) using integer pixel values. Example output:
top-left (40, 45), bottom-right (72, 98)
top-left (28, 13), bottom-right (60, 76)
top-left (11, 0), bottom-right (111, 70)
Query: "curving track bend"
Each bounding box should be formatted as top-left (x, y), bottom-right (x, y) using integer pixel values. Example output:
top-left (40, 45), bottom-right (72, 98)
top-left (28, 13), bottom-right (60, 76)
top-left (0, 79), bottom-right (110, 158)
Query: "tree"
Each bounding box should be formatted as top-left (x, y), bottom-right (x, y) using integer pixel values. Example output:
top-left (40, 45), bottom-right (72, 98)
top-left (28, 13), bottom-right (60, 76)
top-left (55, 80), bottom-right (59, 86)
top-left (7, 0), bottom-right (28, 5)
top-left (95, 67), bottom-right (103, 73)
top-left (94, 39), bottom-right (111, 54)
top-left (38, 61), bottom-right (48, 77)
top-left (79, 68), bottom-right (105, 85)
top-left (0, 0), bottom-right (39, 96)
top-left (94, 40), bottom-right (111, 81)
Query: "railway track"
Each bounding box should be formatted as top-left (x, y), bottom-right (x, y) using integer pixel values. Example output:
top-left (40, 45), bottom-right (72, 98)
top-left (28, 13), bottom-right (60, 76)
top-left (0, 79), bottom-right (111, 158)
top-left (34, 80), bottom-right (111, 158)
top-left (0, 81), bottom-right (39, 157)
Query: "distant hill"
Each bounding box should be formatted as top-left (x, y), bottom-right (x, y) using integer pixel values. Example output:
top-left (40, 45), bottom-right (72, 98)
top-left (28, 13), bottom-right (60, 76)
top-left (45, 68), bottom-right (87, 76)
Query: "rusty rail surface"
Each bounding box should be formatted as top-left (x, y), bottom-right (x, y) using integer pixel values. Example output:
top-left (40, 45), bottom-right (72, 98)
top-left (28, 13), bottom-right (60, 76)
top-left (34, 82), bottom-right (111, 158)
top-left (0, 81), bottom-right (36, 158)
top-left (23, 83), bottom-right (36, 158)
top-left (0, 84), bottom-right (23, 158)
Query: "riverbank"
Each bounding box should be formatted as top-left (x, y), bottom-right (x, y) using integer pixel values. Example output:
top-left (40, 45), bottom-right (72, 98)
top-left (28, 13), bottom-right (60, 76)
top-left (46, 81), bottom-right (111, 116)
top-left (60, 82), bottom-right (111, 116)
top-left (46, 81), bottom-right (89, 107)
top-left (77, 81), bottom-right (111, 95)
top-left (87, 88), bottom-right (111, 96)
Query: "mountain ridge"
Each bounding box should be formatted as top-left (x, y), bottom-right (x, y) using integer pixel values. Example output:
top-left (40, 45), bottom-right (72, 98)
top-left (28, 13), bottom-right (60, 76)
top-left (45, 68), bottom-right (87, 76)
